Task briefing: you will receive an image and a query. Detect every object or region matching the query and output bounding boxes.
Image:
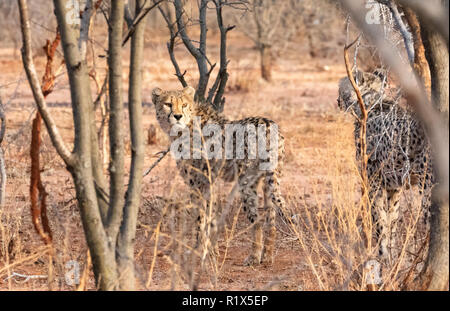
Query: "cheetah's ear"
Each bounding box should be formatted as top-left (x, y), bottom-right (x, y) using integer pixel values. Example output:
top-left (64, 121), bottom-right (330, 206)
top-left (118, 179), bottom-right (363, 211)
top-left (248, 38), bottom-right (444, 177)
top-left (152, 87), bottom-right (162, 104)
top-left (182, 86), bottom-right (196, 99)
top-left (373, 69), bottom-right (387, 82)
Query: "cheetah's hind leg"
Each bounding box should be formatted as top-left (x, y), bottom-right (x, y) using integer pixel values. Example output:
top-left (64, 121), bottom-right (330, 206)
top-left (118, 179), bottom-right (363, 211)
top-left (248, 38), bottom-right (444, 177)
top-left (261, 171), bottom-right (285, 265)
top-left (239, 173), bottom-right (264, 266)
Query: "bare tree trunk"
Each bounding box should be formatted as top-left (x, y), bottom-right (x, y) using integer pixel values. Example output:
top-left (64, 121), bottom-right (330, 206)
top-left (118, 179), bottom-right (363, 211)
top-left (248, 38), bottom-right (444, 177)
top-left (207, 0), bottom-right (235, 112)
top-left (260, 44), bottom-right (272, 82)
top-left (402, 6), bottom-right (432, 98)
top-left (421, 18), bottom-right (449, 125)
top-left (20, 0), bottom-right (153, 291)
top-left (106, 0), bottom-right (125, 243)
top-left (116, 0), bottom-right (147, 291)
top-left (173, 0), bottom-right (210, 103)
top-left (19, 0), bottom-right (118, 289)
top-left (167, 0), bottom-right (234, 109)
top-left (418, 192), bottom-right (450, 290)
top-left (52, 0), bottom-right (119, 290)
top-left (417, 0), bottom-right (449, 291)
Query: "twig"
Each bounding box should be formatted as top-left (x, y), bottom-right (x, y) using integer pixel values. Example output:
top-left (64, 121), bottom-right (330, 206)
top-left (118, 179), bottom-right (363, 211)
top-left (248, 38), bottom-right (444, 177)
top-left (344, 35), bottom-right (371, 249)
top-left (376, 0), bottom-right (415, 63)
top-left (143, 148), bottom-right (170, 177)
top-left (400, 232), bottom-right (430, 290)
top-left (159, 4), bottom-right (188, 87)
top-left (0, 92), bottom-right (5, 207)
top-left (0, 246), bottom-right (51, 275)
top-left (3, 272), bottom-right (47, 283)
top-left (122, 0), bottom-right (165, 46)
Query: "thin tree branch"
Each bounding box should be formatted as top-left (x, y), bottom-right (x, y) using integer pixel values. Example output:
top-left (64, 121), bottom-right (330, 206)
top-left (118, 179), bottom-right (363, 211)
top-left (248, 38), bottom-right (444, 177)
top-left (18, 0), bottom-right (74, 167)
top-left (376, 0), bottom-right (415, 63)
top-left (159, 4), bottom-right (188, 87)
top-left (395, 0), bottom-right (449, 46)
top-left (173, 0), bottom-right (210, 101)
top-left (106, 0), bottom-right (125, 240)
top-left (143, 148), bottom-right (170, 177)
top-left (117, 0), bottom-right (148, 290)
top-left (0, 92), bottom-right (6, 208)
top-left (122, 0), bottom-right (165, 46)
top-left (344, 36), bottom-right (371, 252)
top-left (210, 0), bottom-right (234, 111)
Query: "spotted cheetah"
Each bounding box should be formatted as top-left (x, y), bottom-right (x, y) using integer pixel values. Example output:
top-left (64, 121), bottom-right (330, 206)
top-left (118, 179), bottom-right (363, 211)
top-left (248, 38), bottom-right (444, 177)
top-left (338, 70), bottom-right (434, 261)
top-left (152, 86), bottom-right (286, 266)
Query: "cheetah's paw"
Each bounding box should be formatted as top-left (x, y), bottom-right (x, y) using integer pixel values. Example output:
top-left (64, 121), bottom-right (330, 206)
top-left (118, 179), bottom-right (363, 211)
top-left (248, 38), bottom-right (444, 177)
top-left (243, 254), bottom-right (261, 266)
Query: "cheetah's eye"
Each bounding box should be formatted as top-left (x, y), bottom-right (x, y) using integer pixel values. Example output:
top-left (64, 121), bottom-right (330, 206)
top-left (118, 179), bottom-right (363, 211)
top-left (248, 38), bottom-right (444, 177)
top-left (182, 103), bottom-right (188, 108)
top-left (164, 102), bottom-right (172, 108)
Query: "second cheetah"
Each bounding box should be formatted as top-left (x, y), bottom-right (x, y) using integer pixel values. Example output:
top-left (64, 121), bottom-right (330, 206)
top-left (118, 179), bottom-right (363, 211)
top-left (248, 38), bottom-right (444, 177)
top-left (338, 70), bottom-right (434, 261)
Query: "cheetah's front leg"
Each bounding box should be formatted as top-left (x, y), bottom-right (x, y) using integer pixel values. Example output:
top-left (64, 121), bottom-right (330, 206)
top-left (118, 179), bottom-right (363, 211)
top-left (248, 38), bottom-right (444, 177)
top-left (372, 188), bottom-right (401, 261)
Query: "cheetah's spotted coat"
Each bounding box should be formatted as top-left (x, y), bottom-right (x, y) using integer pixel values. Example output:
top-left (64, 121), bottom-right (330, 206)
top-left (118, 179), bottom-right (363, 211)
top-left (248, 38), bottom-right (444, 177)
top-left (152, 86), bottom-right (286, 266)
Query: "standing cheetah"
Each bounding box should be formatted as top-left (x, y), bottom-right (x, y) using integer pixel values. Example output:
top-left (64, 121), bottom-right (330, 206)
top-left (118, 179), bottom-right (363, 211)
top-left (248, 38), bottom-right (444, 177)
top-left (338, 70), bottom-right (434, 261)
top-left (152, 86), bottom-right (286, 266)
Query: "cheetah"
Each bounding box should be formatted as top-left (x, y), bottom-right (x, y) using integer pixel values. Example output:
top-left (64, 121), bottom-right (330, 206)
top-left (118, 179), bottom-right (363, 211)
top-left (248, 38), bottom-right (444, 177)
top-left (338, 70), bottom-right (434, 261)
top-left (152, 86), bottom-right (286, 266)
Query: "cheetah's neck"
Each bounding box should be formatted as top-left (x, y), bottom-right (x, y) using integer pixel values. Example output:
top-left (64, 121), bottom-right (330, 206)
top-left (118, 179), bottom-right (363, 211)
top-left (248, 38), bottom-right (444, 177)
top-left (188, 102), bottom-right (228, 129)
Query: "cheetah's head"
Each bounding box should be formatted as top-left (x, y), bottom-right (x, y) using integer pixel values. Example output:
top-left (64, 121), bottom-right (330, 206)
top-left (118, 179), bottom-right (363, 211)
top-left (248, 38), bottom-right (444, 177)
top-left (338, 69), bottom-right (386, 112)
top-left (152, 86), bottom-right (196, 133)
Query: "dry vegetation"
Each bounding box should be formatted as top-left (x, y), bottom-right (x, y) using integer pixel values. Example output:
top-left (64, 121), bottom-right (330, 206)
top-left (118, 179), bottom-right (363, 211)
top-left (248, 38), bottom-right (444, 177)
top-left (0, 0), bottom-right (431, 290)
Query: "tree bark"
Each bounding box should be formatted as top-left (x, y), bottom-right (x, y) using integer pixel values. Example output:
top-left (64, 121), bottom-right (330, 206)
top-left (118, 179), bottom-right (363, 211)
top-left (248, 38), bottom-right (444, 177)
top-left (173, 0), bottom-right (210, 103)
top-left (417, 190), bottom-right (449, 290)
top-left (421, 17), bottom-right (449, 125)
top-left (106, 0), bottom-right (125, 244)
top-left (116, 0), bottom-right (147, 290)
top-left (52, 0), bottom-right (119, 290)
top-left (260, 44), bottom-right (272, 82)
top-left (402, 6), bottom-right (432, 98)
top-left (417, 0), bottom-right (449, 291)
